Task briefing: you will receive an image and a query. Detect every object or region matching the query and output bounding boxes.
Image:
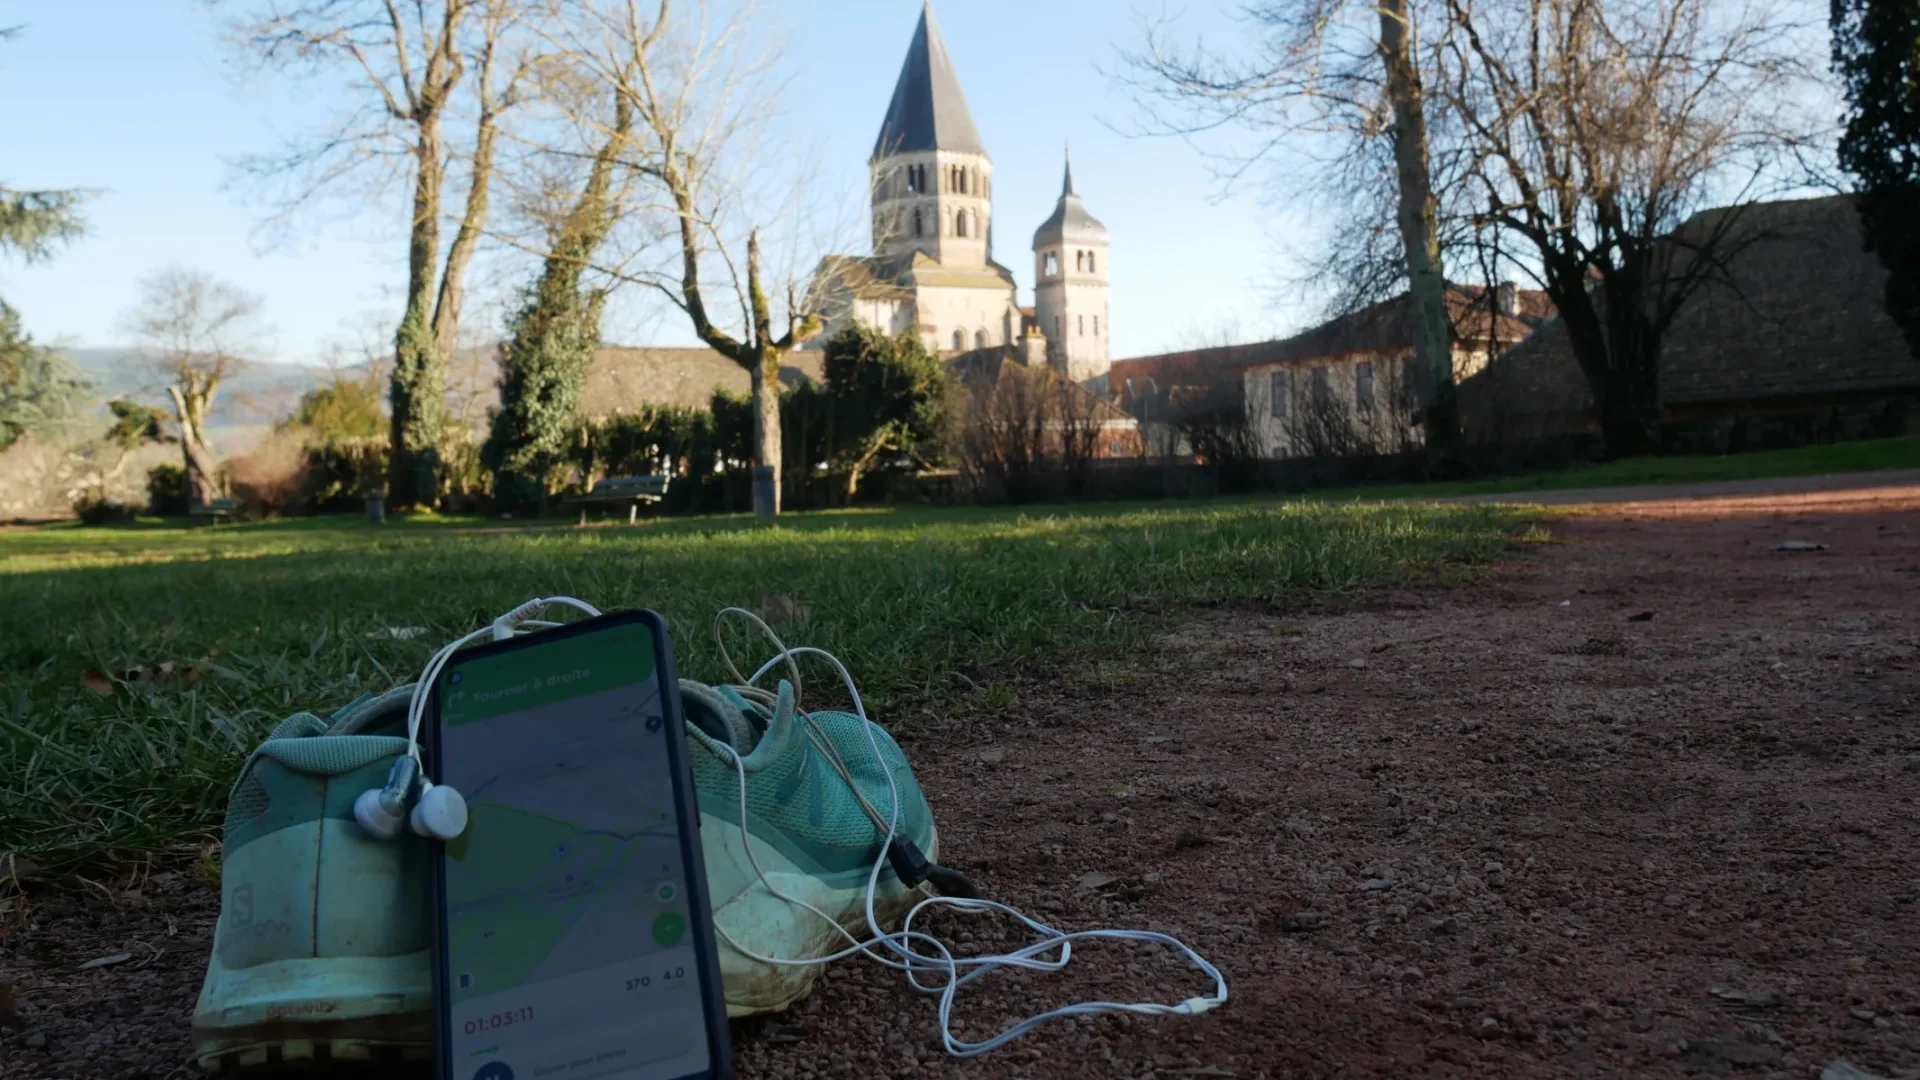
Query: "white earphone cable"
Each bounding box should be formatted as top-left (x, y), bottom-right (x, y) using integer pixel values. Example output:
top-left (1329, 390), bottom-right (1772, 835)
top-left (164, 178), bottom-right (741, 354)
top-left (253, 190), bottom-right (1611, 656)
top-left (392, 598), bottom-right (1226, 1058)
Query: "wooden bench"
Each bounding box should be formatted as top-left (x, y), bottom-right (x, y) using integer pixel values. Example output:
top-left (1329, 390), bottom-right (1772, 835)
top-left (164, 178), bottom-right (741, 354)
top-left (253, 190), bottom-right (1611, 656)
top-left (189, 497), bottom-right (238, 526)
top-left (567, 475), bottom-right (669, 525)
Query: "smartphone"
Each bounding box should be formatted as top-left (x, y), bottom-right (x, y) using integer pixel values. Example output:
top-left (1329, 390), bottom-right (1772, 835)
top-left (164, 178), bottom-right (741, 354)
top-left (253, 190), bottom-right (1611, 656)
top-left (425, 609), bottom-right (733, 1080)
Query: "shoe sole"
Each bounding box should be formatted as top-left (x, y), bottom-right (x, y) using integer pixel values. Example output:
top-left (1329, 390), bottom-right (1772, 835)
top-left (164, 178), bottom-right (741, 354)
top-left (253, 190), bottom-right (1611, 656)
top-left (196, 1015), bottom-right (433, 1073)
top-left (193, 951), bottom-right (432, 1072)
top-left (194, 819), bottom-right (938, 1070)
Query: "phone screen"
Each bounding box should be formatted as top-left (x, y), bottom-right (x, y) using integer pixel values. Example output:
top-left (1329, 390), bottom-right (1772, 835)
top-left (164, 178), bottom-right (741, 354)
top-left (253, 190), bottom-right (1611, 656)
top-left (434, 618), bottom-right (716, 1080)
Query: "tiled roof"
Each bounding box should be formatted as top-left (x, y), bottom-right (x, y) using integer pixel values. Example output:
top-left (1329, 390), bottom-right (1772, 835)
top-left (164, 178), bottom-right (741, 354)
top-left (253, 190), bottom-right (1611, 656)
top-left (582, 346), bottom-right (825, 416)
top-left (872, 4), bottom-right (985, 159)
top-left (1459, 194), bottom-right (1920, 423)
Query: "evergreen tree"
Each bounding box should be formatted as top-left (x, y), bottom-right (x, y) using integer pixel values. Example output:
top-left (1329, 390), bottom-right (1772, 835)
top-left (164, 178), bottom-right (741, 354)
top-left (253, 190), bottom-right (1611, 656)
top-left (821, 323), bottom-right (954, 503)
top-left (0, 300), bottom-right (94, 451)
top-left (483, 94), bottom-right (632, 511)
top-left (1834, 0), bottom-right (1920, 358)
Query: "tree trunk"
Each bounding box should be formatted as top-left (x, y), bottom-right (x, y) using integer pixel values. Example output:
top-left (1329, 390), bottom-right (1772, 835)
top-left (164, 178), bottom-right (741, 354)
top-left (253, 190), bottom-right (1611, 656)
top-left (431, 64), bottom-right (502, 354)
top-left (1377, 0), bottom-right (1457, 452)
top-left (750, 357), bottom-right (782, 516)
top-left (389, 117), bottom-right (447, 509)
top-left (167, 384), bottom-right (221, 509)
top-left (1599, 274), bottom-right (1664, 457)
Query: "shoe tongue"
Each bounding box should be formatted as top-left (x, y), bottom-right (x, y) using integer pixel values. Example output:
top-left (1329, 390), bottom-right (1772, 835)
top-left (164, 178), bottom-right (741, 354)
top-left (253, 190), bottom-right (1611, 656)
top-left (679, 680), bottom-right (766, 750)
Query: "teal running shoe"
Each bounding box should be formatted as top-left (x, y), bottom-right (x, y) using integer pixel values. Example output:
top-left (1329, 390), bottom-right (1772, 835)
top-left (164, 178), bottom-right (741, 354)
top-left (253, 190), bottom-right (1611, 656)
top-left (679, 680), bottom-right (938, 1017)
top-left (191, 685), bottom-right (433, 1071)
top-left (192, 678), bottom-right (937, 1070)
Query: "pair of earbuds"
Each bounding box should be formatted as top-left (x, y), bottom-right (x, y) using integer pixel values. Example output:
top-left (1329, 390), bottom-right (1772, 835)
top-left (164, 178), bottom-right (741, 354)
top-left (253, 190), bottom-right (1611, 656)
top-left (350, 596), bottom-right (605, 845)
top-left (352, 753), bottom-right (470, 841)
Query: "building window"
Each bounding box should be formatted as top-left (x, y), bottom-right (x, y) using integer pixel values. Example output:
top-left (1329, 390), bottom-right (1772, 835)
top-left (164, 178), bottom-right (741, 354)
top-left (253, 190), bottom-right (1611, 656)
top-left (1044, 252), bottom-right (1058, 277)
top-left (1355, 361), bottom-right (1374, 413)
top-left (1311, 366), bottom-right (1331, 408)
top-left (1093, 315), bottom-right (1100, 336)
top-left (956, 210), bottom-right (968, 238)
top-left (1074, 250), bottom-right (1084, 272)
top-left (1270, 372), bottom-right (1288, 419)
top-left (975, 330), bottom-right (987, 349)
top-left (1087, 251), bottom-right (1096, 274)
top-left (952, 329), bottom-right (965, 351)
top-left (912, 208), bottom-right (923, 237)
top-left (1078, 314), bottom-right (1085, 336)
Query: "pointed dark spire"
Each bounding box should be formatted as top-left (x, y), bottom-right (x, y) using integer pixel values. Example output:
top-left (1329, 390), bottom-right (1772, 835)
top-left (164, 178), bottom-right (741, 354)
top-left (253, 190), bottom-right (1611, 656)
top-left (1033, 148), bottom-right (1107, 249)
top-left (871, 3), bottom-right (985, 160)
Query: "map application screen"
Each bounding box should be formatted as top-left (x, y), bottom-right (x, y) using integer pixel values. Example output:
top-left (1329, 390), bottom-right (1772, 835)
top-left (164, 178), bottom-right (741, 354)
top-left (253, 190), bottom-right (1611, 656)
top-left (437, 620), bottom-right (712, 1080)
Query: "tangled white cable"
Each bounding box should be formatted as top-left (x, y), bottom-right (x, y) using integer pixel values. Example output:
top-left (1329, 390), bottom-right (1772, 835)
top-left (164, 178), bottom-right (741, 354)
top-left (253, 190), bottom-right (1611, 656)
top-left (376, 598), bottom-right (1228, 1058)
top-left (706, 606), bottom-right (1228, 1058)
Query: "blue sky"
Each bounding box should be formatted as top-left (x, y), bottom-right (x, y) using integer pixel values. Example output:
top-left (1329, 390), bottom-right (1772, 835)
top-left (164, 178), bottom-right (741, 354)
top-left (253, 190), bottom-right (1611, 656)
top-left (0, 1), bottom-right (1313, 365)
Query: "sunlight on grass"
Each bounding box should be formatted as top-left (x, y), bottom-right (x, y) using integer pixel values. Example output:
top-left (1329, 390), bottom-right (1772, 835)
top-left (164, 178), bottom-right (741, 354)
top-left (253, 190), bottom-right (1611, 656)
top-left (0, 500), bottom-right (1528, 869)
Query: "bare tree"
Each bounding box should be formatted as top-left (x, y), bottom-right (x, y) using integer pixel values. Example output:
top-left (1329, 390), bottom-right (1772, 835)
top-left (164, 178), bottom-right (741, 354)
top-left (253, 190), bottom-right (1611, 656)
top-left (520, 0), bottom-right (826, 517)
top-left (959, 361), bottom-right (1112, 502)
top-left (1431, 0), bottom-right (1824, 456)
top-left (119, 268), bottom-right (269, 508)
top-left (1120, 0), bottom-right (1460, 446)
top-left (217, 0), bottom-right (537, 507)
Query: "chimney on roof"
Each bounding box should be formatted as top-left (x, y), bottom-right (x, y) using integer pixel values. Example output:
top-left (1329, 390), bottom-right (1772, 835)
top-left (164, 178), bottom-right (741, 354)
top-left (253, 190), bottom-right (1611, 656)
top-left (1495, 281), bottom-right (1518, 317)
top-left (1020, 325), bottom-right (1048, 368)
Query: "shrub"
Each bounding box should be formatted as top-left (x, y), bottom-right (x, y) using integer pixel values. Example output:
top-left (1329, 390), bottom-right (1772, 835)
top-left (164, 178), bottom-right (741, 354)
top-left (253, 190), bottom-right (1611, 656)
top-left (72, 495), bottom-right (135, 525)
top-left (227, 432), bottom-right (310, 517)
top-left (148, 464), bottom-right (189, 516)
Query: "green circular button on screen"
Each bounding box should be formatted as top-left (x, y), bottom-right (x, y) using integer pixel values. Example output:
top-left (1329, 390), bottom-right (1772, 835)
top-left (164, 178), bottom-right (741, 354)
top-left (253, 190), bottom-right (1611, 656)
top-left (652, 911), bottom-right (686, 946)
top-left (655, 882), bottom-right (678, 903)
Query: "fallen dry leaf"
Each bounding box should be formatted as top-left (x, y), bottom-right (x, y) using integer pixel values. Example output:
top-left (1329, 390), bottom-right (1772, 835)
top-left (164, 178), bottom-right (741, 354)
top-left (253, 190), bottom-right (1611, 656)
top-left (78, 953), bottom-right (131, 970)
top-left (81, 669), bottom-right (113, 696)
top-left (1076, 872), bottom-right (1118, 891)
top-left (757, 593), bottom-right (812, 629)
top-left (0, 852), bottom-right (41, 882)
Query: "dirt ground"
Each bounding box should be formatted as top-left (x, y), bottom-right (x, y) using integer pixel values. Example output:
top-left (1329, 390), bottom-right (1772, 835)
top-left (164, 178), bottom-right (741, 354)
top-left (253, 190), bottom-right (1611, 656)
top-left (4, 475), bottom-right (1917, 1079)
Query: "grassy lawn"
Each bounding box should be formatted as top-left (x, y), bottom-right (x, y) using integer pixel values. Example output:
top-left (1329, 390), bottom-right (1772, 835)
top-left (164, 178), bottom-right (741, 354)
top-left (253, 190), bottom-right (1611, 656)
top-left (1322, 435), bottom-right (1920, 502)
top-left (0, 499), bottom-right (1532, 871)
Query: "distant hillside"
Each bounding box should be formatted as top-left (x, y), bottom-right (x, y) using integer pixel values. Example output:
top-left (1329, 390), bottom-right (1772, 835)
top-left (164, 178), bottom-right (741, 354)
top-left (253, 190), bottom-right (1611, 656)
top-left (60, 347), bottom-right (337, 453)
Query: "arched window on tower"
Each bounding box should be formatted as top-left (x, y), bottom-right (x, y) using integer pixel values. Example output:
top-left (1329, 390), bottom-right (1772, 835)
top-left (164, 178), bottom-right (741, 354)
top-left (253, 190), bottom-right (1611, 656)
top-left (974, 330), bottom-right (987, 349)
top-left (1087, 252), bottom-right (1096, 274)
top-left (952, 329), bottom-right (965, 351)
top-left (956, 210), bottom-right (968, 239)
top-left (913, 208), bottom-right (923, 237)
top-left (1044, 252), bottom-right (1059, 277)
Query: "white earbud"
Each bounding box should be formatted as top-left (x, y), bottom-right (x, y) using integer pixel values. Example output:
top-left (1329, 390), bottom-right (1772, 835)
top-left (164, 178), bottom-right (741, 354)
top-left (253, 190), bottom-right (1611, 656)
top-left (411, 782), bottom-right (469, 840)
top-left (352, 786), bottom-right (407, 840)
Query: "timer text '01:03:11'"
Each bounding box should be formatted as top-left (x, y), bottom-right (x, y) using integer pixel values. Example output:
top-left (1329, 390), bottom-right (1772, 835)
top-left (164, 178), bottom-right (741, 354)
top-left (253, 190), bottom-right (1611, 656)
top-left (463, 1006), bottom-right (534, 1035)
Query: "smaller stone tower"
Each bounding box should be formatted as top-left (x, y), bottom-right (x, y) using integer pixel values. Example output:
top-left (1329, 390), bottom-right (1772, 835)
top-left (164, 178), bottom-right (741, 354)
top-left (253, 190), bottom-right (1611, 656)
top-left (1031, 152), bottom-right (1110, 391)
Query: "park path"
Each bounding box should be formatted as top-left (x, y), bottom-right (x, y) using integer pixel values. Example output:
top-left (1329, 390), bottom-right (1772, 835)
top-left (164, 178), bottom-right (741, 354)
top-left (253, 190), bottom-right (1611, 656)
top-left (3, 474), bottom-right (1917, 1079)
top-left (737, 473), bottom-right (1920, 1079)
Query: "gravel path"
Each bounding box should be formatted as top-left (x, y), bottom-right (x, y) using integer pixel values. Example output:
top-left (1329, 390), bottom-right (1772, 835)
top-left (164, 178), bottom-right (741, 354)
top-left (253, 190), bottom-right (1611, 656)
top-left (4, 476), bottom-right (1917, 1079)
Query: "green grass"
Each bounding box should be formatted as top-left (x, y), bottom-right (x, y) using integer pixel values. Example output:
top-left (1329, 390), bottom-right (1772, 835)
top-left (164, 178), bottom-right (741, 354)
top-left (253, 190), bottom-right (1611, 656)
top-left (1318, 435), bottom-right (1920, 502)
top-left (0, 499), bottom-right (1531, 870)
